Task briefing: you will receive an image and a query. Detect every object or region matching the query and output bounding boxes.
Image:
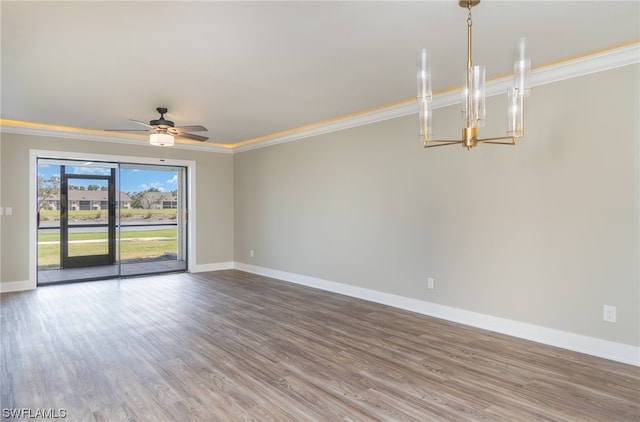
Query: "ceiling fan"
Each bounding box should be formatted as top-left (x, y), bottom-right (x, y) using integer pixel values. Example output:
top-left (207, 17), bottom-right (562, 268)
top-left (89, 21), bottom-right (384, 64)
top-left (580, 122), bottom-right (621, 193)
top-left (105, 107), bottom-right (209, 144)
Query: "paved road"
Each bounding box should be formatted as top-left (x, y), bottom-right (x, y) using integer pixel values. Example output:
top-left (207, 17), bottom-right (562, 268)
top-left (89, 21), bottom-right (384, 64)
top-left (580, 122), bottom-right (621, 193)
top-left (38, 237), bottom-right (176, 245)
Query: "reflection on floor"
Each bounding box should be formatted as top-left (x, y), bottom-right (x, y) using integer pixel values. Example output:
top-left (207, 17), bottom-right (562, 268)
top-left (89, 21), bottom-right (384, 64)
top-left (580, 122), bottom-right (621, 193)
top-left (38, 260), bottom-right (186, 284)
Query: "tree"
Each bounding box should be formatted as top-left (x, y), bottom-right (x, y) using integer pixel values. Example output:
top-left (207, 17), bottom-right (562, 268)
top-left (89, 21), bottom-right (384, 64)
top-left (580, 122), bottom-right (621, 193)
top-left (87, 184), bottom-right (99, 191)
top-left (129, 189), bottom-right (166, 209)
top-left (38, 175), bottom-right (60, 211)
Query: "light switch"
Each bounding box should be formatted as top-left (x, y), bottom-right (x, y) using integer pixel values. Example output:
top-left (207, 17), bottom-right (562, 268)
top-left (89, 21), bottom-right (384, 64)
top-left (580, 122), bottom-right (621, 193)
top-left (5, 207), bottom-right (12, 216)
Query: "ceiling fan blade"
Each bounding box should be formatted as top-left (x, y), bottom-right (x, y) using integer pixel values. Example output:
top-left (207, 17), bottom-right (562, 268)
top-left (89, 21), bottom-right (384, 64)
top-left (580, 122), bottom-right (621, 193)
top-left (129, 119), bottom-right (154, 128)
top-left (174, 132), bottom-right (209, 142)
top-left (174, 125), bottom-right (208, 132)
top-left (104, 129), bottom-right (152, 133)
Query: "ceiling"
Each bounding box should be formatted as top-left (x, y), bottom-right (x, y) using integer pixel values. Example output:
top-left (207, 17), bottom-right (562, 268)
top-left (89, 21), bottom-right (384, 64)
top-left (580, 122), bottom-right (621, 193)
top-left (2, 1), bottom-right (639, 149)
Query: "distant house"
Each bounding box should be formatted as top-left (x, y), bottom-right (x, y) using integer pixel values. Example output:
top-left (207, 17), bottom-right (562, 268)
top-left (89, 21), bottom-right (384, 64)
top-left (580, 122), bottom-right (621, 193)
top-left (41, 191), bottom-right (132, 211)
top-left (141, 192), bottom-right (178, 210)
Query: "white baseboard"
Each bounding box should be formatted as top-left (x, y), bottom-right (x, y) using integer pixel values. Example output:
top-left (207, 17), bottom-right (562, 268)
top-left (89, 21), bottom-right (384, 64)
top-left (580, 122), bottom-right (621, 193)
top-left (192, 261), bottom-right (235, 273)
top-left (0, 263), bottom-right (234, 294)
top-left (0, 279), bottom-right (36, 294)
top-left (233, 262), bottom-right (640, 367)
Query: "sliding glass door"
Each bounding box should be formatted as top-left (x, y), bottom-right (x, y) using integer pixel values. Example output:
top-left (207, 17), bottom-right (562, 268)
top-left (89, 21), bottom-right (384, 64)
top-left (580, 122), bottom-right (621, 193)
top-left (37, 158), bottom-right (188, 284)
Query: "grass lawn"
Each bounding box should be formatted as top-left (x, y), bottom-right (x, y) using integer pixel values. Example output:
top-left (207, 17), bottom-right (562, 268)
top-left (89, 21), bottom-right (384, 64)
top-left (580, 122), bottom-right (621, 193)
top-left (38, 228), bottom-right (178, 268)
top-left (38, 228), bottom-right (178, 242)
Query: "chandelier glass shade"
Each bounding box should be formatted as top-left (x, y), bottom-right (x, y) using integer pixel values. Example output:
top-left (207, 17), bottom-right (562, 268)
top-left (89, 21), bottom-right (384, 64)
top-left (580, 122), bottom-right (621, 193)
top-left (418, 0), bottom-right (531, 149)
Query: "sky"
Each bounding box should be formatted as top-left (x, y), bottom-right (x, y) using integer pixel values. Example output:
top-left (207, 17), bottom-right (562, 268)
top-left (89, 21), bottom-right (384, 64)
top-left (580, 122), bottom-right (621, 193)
top-left (38, 163), bottom-right (180, 194)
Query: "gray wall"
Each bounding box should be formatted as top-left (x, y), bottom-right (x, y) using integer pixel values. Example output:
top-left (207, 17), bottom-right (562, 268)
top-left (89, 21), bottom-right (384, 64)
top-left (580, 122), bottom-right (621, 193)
top-left (234, 64), bottom-right (639, 347)
top-left (0, 134), bottom-right (234, 283)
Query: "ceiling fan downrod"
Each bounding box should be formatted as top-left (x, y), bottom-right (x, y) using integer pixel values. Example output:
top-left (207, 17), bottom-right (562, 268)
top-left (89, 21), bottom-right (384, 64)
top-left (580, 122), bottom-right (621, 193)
top-left (150, 107), bottom-right (174, 128)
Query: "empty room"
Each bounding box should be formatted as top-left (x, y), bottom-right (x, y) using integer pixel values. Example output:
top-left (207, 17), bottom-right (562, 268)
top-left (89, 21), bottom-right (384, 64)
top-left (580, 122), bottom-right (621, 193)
top-left (1, 1), bottom-right (639, 421)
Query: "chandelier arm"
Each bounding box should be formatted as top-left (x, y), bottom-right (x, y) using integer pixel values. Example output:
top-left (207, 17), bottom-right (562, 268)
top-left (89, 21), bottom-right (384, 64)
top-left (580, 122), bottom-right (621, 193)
top-left (423, 141), bottom-right (464, 148)
top-left (477, 136), bottom-right (518, 141)
top-left (477, 137), bottom-right (517, 145)
top-left (478, 141), bottom-right (515, 146)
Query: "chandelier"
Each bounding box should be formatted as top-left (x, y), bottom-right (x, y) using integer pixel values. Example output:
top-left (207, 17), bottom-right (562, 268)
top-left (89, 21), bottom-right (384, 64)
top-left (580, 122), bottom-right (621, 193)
top-left (417, 0), bottom-right (531, 149)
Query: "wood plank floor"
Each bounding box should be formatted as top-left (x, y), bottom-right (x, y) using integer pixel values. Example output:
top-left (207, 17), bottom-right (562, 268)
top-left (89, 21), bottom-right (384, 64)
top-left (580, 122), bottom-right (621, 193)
top-left (1, 270), bottom-right (638, 421)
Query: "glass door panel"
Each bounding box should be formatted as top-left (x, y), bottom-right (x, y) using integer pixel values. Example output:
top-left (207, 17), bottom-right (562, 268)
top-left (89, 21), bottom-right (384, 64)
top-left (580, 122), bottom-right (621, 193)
top-left (119, 164), bottom-right (187, 276)
top-left (61, 167), bottom-right (116, 269)
top-left (37, 159), bottom-right (120, 284)
top-left (37, 162), bottom-right (62, 272)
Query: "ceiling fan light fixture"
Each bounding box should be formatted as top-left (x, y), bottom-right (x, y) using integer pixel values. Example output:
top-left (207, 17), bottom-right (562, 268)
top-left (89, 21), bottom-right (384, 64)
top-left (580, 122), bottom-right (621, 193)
top-left (149, 131), bottom-right (174, 147)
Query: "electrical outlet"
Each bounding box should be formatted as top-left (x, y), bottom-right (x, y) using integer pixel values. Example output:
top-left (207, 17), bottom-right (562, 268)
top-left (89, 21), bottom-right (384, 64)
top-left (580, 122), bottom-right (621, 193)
top-left (427, 277), bottom-right (435, 290)
top-left (250, 249), bottom-right (254, 258)
top-left (603, 305), bottom-right (616, 323)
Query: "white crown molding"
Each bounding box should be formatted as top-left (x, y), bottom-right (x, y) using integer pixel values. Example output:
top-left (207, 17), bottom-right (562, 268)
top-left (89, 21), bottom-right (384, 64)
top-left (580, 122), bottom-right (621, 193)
top-left (2, 44), bottom-right (637, 154)
top-left (0, 124), bottom-right (234, 154)
top-left (235, 43), bottom-right (640, 153)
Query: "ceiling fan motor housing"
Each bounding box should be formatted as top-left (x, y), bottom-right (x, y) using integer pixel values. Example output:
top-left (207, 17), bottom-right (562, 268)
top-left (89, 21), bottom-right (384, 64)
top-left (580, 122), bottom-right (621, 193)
top-left (150, 107), bottom-right (174, 128)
